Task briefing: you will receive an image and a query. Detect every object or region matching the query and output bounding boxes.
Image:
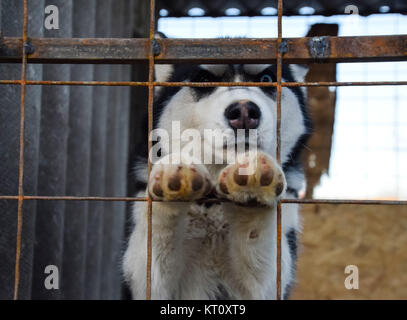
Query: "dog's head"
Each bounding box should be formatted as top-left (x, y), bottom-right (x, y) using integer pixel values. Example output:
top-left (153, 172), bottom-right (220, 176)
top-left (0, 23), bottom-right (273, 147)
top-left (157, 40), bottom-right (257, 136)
top-left (152, 36), bottom-right (310, 169)
top-left (154, 62), bottom-right (310, 166)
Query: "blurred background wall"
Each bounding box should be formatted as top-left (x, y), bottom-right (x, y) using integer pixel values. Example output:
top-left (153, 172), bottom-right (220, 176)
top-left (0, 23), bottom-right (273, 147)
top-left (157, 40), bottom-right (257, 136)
top-left (292, 204), bottom-right (407, 299)
top-left (0, 0), bottom-right (147, 300)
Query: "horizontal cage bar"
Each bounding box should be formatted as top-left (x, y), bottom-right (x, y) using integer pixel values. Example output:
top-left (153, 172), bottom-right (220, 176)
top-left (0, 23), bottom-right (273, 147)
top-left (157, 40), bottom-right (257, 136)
top-left (0, 195), bottom-right (406, 205)
top-left (1, 35), bottom-right (406, 64)
top-left (1, 80), bottom-right (406, 87)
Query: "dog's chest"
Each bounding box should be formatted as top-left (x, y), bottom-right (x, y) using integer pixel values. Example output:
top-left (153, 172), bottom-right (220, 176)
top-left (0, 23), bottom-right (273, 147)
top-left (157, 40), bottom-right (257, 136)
top-left (186, 203), bottom-right (229, 243)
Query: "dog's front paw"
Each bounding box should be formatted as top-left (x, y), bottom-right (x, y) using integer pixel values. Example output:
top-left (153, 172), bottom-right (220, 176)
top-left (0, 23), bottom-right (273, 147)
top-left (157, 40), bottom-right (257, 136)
top-left (216, 152), bottom-right (286, 206)
top-left (148, 159), bottom-right (212, 201)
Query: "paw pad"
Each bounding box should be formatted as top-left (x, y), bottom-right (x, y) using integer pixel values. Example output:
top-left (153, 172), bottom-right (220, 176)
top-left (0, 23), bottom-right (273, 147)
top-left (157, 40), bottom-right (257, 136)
top-left (149, 162), bottom-right (212, 201)
top-left (233, 168), bottom-right (248, 186)
top-left (216, 152), bottom-right (286, 205)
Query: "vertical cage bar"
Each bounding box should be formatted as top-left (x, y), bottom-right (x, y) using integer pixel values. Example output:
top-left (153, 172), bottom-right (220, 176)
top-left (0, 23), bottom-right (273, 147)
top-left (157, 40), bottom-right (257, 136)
top-left (18, 0), bottom-right (44, 300)
top-left (14, 0), bottom-right (28, 301)
top-left (0, 0), bottom-right (22, 299)
top-left (276, 0), bottom-right (283, 301)
top-left (146, 0), bottom-right (156, 300)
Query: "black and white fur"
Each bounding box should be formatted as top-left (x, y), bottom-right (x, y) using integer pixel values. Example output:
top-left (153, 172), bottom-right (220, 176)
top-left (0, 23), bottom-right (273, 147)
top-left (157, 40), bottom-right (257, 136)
top-left (123, 44), bottom-right (311, 299)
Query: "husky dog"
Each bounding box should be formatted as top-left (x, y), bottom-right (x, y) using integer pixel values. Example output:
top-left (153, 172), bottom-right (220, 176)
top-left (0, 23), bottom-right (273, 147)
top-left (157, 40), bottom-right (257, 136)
top-left (123, 38), bottom-right (311, 299)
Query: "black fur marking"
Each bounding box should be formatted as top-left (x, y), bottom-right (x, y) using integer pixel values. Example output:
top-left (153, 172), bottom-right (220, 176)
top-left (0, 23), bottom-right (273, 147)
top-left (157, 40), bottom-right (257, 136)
top-left (286, 228), bottom-right (298, 265)
top-left (283, 228), bottom-right (298, 300)
top-left (189, 67), bottom-right (226, 100)
top-left (281, 66), bottom-right (312, 189)
top-left (154, 64), bottom-right (229, 114)
top-left (153, 66), bottom-right (186, 128)
top-left (283, 283), bottom-right (293, 300)
top-left (215, 284), bottom-right (232, 300)
top-left (121, 282), bottom-right (132, 300)
top-left (133, 176), bottom-right (147, 191)
top-left (129, 157), bottom-right (148, 195)
top-left (286, 187), bottom-right (299, 198)
top-left (204, 201), bottom-right (215, 209)
top-left (241, 65), bottom-right (277, 98)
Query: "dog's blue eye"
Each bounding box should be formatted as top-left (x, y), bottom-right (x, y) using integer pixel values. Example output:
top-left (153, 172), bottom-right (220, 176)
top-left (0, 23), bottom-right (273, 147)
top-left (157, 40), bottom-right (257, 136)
top-left (260, 74), bottom-right (273, 82)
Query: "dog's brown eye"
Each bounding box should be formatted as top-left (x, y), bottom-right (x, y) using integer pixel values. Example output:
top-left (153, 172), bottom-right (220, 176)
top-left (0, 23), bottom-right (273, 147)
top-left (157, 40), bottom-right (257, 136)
top-left (260, 74), bottom-right (274, 82)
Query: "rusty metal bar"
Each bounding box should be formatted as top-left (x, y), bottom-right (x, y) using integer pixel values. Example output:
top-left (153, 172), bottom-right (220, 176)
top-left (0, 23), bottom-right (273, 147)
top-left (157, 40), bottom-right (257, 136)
top-left (275, 0), bottom-right (283, 301)
top-left (14, 0), bottom-right (28, 301)
top-left (1, 195), bottom-right (407, 205)
top-left (1, 35), bottom-right (406, 64)
top-left (2, 80), bottom-right (407, 87)
top-left (0, 196), bottom-right (148, 201)
top-left (281, 199), bottom-right (407, 205)
top-left (282, 81), bottom-right (407, 87)
top-left (146, 0), bottom-right (155, 301)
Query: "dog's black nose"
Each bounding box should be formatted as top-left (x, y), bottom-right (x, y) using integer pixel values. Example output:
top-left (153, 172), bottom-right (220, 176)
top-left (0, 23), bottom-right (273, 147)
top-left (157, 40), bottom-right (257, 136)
top-left (224, 100), bottom-right (261, 130)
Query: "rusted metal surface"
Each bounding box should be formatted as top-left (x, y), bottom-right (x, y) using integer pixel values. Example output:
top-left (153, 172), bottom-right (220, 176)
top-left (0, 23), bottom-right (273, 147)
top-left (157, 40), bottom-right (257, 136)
top-left (14, 0), bottom-right (28, 301)
top-left (281, 199), bottom-right (407, 205)
top-left (284, 35), bottom-right (407, 63)
top-left (0, 37), bottom-right (149, 64)
top-left (309, 36), bottom-right (331, 59)
top-left (1, 35), bottom-right (406, 64)
top-left (1, 195), bottom-right (407, 205)
top-left (275, 0), bottom-right (283, 301)
top-left (146, 0), bottom-right (156, 301)
top-left (2, 80), bottom-right (406, 88)
top-left (281, 81), bottom-right (407, 87)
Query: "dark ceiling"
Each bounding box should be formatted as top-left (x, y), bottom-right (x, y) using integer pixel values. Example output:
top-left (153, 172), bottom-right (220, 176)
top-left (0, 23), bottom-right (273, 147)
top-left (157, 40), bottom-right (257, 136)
top-left (157, 0), bottom-right (407, 17)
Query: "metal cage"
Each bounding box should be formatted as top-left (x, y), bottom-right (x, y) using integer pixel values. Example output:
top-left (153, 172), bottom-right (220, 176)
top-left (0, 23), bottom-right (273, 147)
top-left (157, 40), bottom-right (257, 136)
top-left (0, 0), bottom-right (406, 300)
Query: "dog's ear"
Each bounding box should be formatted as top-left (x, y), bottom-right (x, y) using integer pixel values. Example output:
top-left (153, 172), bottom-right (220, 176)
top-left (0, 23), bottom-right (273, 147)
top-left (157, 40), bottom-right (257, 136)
top-left (154, 32), bottom-right (174, 83)
top-left (155, 64), bottom-right (173, 82)
top-left (155, 31), bottom-right (167, 39)
top-left (290, 65), bottom-right (308, 82)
